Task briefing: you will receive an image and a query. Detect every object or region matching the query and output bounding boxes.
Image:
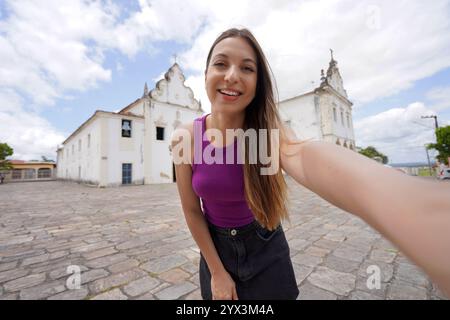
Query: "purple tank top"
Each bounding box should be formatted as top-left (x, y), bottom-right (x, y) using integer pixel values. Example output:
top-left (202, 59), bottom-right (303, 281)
top-left (191, 113), bottom-right (255, 227)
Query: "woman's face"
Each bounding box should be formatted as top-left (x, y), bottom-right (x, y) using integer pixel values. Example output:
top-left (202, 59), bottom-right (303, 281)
top-left (205, 37), bottom-right (258, 113)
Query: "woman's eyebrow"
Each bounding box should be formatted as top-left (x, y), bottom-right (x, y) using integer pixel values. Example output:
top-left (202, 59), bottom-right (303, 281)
top-left (212, 53), bottom-right (257, 65)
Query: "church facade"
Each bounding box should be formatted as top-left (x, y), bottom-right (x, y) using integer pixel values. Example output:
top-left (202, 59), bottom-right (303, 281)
top-left (279, 52), bottom-right (355, 150)
top-left (56, 63), bottom-right (203, 187)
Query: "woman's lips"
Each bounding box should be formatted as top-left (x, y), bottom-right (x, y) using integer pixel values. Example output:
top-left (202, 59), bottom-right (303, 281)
top-left (218, 89), bottom-right (242, 96)
top-left (217, 89), bottom-right (242, 102)
top-left (219, 90), bottom-right (240, 102)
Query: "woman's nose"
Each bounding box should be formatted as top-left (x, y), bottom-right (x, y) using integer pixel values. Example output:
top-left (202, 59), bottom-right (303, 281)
top-left (224, 65), bottom-right (238, 83)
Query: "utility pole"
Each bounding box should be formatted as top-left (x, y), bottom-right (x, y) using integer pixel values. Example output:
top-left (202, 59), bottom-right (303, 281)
top-left (421, 115), bottom-right (439, 176)
top-left (425, 145), bottom-right (433, 176)
top-left (421, 115), bottom-right (439, 130)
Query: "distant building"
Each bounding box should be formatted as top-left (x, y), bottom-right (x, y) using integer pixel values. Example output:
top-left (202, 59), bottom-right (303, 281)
top-left (279, 50), bottom-right (355, 149)
top-left (390, 162), bottom-right (437, 176)
top-left (56, 63), bottom-right (203, 187)
top-left (2, 160), bottom-right (56, 182)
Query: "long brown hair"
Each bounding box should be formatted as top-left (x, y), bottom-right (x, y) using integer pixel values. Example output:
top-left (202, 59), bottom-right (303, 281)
top-left (205, 28), bottom-right (290, 230)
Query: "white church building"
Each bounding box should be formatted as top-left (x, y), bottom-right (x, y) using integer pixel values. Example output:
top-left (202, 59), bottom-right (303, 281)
top-left (279, 51), bottom-right (355, 150)
top-left (56, 63), bottom-right (203, 187)
top-left (57, 53), bottom-right (355, 187)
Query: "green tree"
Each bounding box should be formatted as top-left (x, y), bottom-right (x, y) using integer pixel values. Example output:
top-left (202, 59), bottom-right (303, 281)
top-left (0, 142), bottom-right (14, 171)
top-left (427, 125), bottom-right (450, 165)
top-left (358, 146), bottom-right (389, 164)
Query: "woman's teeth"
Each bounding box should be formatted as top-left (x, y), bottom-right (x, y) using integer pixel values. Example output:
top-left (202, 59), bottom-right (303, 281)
top-left (219, 89), bottom-right (241, 96)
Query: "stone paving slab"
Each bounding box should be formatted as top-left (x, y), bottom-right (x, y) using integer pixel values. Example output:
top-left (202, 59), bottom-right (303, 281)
top-left (0, 179), bottom-right (448, 300)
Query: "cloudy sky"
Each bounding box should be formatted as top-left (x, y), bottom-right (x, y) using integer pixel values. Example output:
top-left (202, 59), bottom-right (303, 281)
top-left (1, 0), bottom-right (449, 163)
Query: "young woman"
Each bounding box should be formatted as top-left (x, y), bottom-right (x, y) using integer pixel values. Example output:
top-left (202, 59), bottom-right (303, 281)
top-left (172, 28), bottom-right (450, 299)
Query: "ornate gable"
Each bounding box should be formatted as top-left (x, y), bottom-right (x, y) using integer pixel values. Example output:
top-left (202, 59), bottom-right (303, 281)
top-left (149, 63), bottom-right (202, 111)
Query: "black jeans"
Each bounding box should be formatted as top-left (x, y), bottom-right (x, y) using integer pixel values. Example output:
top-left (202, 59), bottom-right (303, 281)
top-left (200, 220), bottom-right (299, 300)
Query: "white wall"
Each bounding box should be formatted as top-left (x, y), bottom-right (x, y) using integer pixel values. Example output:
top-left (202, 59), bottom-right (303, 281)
top-left (279, 93), bottom-right (322, 141)
top-left (57, 118), bottom-right (101, 184)
top-left (103, 114), bottom-right (145, 186)
top-left (147, 101), bottom-right (202, 184)
top-left (280, 90), bottom-right (356, 149)
top-left (320, 92), bottom-right (355, 147)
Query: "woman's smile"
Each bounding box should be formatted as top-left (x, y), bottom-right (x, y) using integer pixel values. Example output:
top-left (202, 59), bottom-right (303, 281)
top-left (217, 88), bottom-right (242, 102)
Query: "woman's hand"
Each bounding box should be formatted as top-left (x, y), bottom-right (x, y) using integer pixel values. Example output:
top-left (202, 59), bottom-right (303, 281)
top-left (211, 269), bottom-right (239, 300)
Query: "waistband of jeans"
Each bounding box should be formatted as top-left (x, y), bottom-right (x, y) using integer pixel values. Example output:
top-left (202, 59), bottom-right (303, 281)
top-left (207, 219), bottom-right (261, 237)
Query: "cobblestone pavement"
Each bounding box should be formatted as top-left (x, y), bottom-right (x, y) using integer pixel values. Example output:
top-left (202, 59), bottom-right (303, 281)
top-left (0, 178), bottom-right (447, 300)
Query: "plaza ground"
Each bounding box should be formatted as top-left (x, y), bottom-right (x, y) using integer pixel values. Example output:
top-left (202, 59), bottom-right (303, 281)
top-left (0, 178), bottom-right (447, 300)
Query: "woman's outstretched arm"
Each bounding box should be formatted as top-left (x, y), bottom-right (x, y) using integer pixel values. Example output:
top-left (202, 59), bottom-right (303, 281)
top-left (280, 139), bottom-right (450, 296)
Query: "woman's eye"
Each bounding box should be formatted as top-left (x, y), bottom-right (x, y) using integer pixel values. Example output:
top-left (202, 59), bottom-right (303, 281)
top-left (214, 62), bottom-right (225, 67)
top-left (243, 66), bottom-right (254, 72)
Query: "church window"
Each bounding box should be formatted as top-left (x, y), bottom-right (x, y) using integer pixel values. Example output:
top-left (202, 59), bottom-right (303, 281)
top-left (122, 120), bottom-right (132, 137)
top-left (156, 127), bottom-right (165, 141)
top-left (346, 113), bottom-right (350, 128)
top-left (333, 108), bottom-right (337, 122)
top-left (340, 110), bottom-right (344, 126)
top-left (78, 139), bottom-right (81, 152)
top-left (88, 134), bottom-right (91, 148)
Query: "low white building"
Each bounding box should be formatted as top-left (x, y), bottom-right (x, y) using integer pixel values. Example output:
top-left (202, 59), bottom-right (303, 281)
top-left (279, 52), bottom-right (356, 150)
top-left (56, 63), bottom-right (203, 187)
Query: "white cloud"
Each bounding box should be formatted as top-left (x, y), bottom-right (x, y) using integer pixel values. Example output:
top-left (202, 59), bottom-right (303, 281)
top-left (180, 0), bottom-right (450, 105)
top-left (426, 86), bottom-right (450, 112)
top-left (0, 0), bottom-right (209, 160)
top-left (3, 0), bottom-right (450, 108)
top-left (0, 0), bottom-right (115, 105)
top-left (0, 90), bottom-right (65, 160)
top-left (185, 74), bottom-right (210, 112)
top-left (0, 0), bottom-right (209, 106)
top-left (354, 102), bottom-right (438, 163)
top-left (104, 0), bottom-right (212, 58)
